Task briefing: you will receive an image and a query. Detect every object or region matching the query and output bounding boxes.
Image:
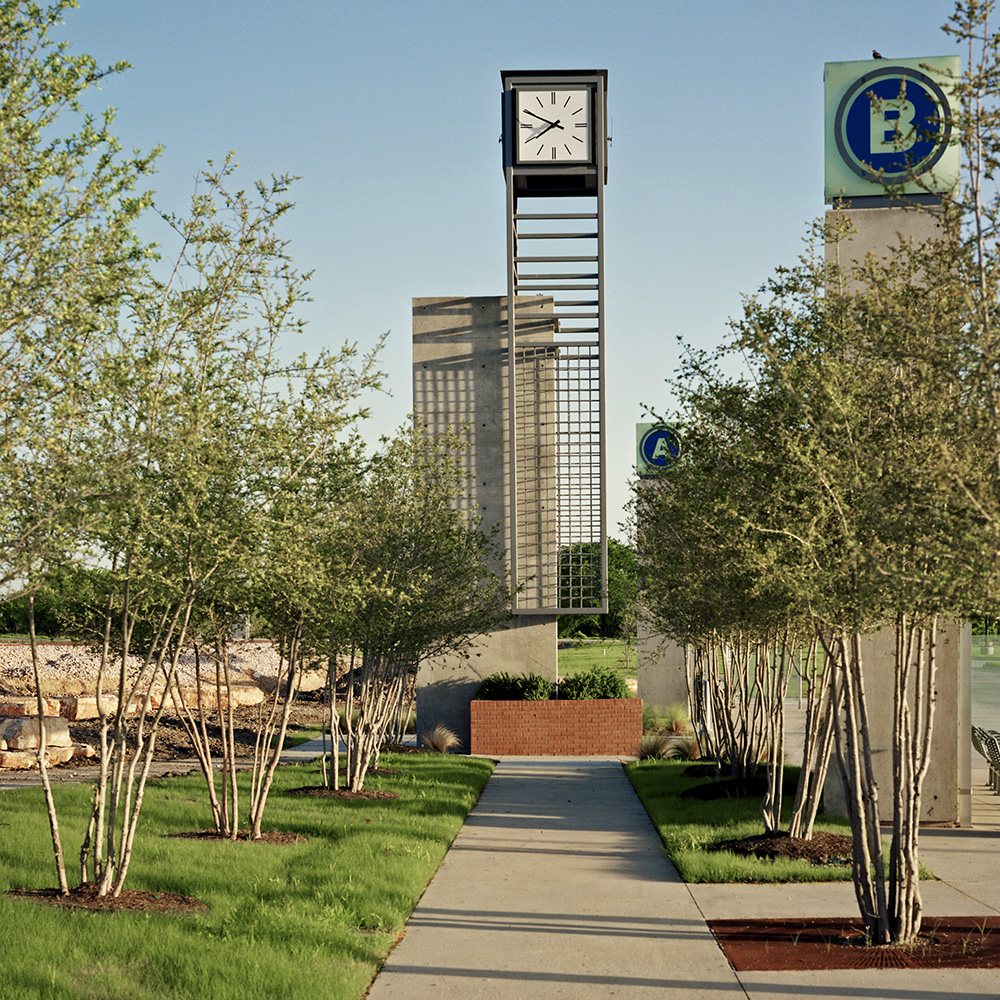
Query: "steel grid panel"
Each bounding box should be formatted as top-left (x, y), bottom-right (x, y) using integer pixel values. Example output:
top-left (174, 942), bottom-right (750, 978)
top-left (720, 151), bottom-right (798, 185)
top-left (510, 341), bottom-right (605, 614)
top-left (504, 79), bottom-right (608, 615)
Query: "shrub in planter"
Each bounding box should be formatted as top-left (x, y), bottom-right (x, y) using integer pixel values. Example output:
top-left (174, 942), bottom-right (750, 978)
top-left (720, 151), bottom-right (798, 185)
top-left (473, 671), bottom-right (553, 700)
top-left (558, 662), bottom-right (630, 700)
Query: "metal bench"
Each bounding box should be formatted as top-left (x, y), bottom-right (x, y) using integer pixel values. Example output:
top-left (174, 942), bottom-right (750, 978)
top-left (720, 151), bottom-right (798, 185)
top-left (973, 725), bottom-right (1000, 792)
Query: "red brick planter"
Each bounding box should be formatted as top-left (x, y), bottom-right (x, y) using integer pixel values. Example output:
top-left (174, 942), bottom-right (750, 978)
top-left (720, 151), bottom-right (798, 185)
top-left (470, 698), bottom-right (642, 756)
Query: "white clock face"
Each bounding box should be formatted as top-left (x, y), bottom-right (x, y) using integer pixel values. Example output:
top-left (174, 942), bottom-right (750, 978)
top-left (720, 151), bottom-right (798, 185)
top-left (516, 87), bottom-right (592, 164)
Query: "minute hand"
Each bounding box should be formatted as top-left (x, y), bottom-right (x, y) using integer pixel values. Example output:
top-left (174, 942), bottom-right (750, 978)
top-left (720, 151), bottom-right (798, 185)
top-left (523, 109), bottom-right (565, 130)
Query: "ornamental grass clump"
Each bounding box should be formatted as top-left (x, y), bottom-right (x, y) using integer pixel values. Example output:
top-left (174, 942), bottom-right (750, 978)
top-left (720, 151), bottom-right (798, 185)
top-left (643, 702), bottom-right (691, 734)
top-left (420, 723), bottom-right (462, 753)
top-left (640, 703), bottom-right (700, 759)
top-left (636, 731), bottom-right (700, 761)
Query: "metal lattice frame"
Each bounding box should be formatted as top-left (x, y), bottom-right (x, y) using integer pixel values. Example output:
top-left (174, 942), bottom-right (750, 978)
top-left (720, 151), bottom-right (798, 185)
top-left (503, 72), bottom-right (607, 614)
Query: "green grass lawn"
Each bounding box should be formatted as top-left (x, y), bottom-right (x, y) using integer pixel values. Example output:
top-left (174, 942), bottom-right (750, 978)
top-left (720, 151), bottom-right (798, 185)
top-left (279, 727), bottom-right (325, 747)
top-left (0, 752), bottom-right (493, 1000)
top-left (558, 639), bottom-right (636, 679)
top-left (626, 759), bottom-right (861, 883)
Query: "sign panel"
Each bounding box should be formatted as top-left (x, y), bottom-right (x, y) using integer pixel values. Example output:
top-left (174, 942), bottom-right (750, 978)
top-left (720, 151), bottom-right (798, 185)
top-left (636, 423), bottom-right (681, 477)
top-left (825, 56), bottom-right (960, 202)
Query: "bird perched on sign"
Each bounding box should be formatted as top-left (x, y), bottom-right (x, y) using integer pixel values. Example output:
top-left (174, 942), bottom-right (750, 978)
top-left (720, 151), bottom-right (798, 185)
top-left (873, 49), bottom-right (884, 59)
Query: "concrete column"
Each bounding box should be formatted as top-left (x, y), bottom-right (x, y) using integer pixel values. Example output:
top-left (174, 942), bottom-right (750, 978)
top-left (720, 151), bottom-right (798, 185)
top-left (822, 623), bottom-right (962, 823)
top-left (822, 205), bottom-right (968, 825)
top-left (412, 296), bottom-right (558, 750)
top-left (636, 624), bottom-right (687, 710)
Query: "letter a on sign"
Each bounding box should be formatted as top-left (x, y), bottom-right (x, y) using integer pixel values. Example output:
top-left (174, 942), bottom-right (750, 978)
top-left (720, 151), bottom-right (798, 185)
top-left (651, 437), bottom-right (671, 461)
top-left (637, 425), bottom-right (681, 475)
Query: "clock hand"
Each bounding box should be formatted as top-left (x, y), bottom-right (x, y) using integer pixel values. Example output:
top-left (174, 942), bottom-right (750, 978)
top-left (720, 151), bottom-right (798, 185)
top-left (525, 121), bottom-right (562, 142)
top-left (523, 109), bottom-right (565, 130)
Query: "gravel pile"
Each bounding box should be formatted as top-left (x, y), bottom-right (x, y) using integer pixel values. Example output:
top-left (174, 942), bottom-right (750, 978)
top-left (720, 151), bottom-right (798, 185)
top-left (0, 641), bottom-right (286, 697)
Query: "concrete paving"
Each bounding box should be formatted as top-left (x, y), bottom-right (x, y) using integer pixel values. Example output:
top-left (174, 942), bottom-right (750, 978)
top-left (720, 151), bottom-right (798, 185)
top-left (364, 754), bottom-right (1000, 1000)
top-left (366, 757), bottom-right (742, 999)
top-left (0, 732), bottom-right (345, 790)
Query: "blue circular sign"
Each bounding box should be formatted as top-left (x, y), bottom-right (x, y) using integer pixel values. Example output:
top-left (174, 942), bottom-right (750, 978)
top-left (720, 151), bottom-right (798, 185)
top-left (834, 66), bottom-right (952, 183)
top-left (640, 426), bottom-right (681, 471)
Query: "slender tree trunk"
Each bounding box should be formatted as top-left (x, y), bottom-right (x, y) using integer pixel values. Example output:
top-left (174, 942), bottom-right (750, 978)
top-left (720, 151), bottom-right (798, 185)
top-left (760, 633), bottom-right (790, 835)
top-left (28, 594), bottom-right (69, 895)
top-left (219, 638), bottom-right (240, 839)
top-left (830, 628), bottom-right (890, 944)
top-left (248, 623), bottom-right (300, 840)
top-left (789, 636), bottom-right (836, 840)
top-left (887, 613), bottom-right (938, 943)
top-left (168, 642), bottom-right (226, 835)
top-left (686, 644), bottom-right (718, 762)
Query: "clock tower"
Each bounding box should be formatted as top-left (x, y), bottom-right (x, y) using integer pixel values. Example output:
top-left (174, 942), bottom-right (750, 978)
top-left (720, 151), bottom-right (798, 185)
top-left (500, 70), bottom-right (609, 614)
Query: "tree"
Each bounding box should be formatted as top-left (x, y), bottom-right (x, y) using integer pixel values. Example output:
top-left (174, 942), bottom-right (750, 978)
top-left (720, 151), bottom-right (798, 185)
top-left (331, 422), bottom-right (511, 792)
top-left (121, 166), bottom-right (382, 844)
top-left (640, 201), bottom-right (990, 945)
top-left (636, 0), bottom-right (1000, 945)
top-left (0, 0), bottom-right (158, 896)
top-left (0, 0), bottom-right (156, 591)
top-left (557, 538), bottom-right (637, 639)
top-left (243, 432), bottom-right (374, 833)
top-left (3, 2), bottom-right (382, 877)
top-left (635, 362), bottom-right (817, 832)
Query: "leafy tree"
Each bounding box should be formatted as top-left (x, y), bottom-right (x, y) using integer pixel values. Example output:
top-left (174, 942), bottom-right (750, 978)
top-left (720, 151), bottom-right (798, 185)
top-left (0, 0), bottom-right (159, 895)
top-left (636, 1), bottom-right (1000, 946)
top-left (635, 364), bottom-right (811, 829)
top-left (640, 168), bottom-right (996, 948)
top-left (332, 423), bottom-right (512, 791)
top-left (3, 2), bottom-right (381, 877)
top-left (0, 0), bottom-right (156, 593)
top-left (133, 168), bottom-right (382, 842)
top-left (557, 538), bottom-right (637, 639)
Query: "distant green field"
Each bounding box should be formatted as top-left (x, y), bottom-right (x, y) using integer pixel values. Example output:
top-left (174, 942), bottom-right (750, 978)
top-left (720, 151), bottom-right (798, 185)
top-left (558, 639), bottom-right (636, 679)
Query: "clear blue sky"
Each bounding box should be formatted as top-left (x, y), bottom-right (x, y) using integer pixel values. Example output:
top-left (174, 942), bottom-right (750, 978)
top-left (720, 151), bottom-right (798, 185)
top-left (59, 0), bottom-right (960, 539)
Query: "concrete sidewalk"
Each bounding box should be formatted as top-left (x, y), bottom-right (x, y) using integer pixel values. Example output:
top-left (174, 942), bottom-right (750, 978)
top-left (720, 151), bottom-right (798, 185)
top-left (365, 756), bottom-right (1000, 1000)
top-left (366, 757), bottom-right (743, 999)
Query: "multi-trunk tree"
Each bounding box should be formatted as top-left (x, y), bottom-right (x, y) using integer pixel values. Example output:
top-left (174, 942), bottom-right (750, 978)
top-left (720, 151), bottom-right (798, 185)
top-left (332, 423), bottom-right (511, 792)
top-left (3, 3), bottom-right (384, 885)
top-left (0, 0), bottom-right (157, 895)
top-left (639, 2), bottom-right (1000, 947)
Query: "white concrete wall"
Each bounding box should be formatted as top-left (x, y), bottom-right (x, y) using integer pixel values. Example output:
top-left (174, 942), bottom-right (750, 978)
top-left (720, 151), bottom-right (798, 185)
top-left (412, 296), bottom-right (558, 749)
top-left (636, 624), bottom-right (687, 710)
top-left (821, 205), bottom-right (968, 825)
top-left (823, 623), bottom-right (963, 823)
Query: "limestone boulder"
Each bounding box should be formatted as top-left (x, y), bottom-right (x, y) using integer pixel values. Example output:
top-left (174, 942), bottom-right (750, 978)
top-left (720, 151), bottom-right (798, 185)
top-left (0, 696), bottom-right (62, 717)
top-left (0, 716), bottom-right (72, 750)
top-left (0, 745), bottom-right (75, 769)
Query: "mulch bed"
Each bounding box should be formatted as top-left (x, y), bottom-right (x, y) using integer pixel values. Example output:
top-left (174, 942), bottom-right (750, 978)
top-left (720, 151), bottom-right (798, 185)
top-left (710, 916), bottom-right (1000, 970)
top-left (286, 785), bottom-right (399, 800)
top-left (709, 830), bottom-right (854, 865)
top-left (167, 829), bottom-right (306, 844)
top-left (7, 883), bottom-right (208, 914)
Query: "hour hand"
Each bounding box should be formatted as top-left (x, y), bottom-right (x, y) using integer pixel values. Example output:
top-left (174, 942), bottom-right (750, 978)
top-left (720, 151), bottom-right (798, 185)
top-left (526, 120), bottom-right (561, 142)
